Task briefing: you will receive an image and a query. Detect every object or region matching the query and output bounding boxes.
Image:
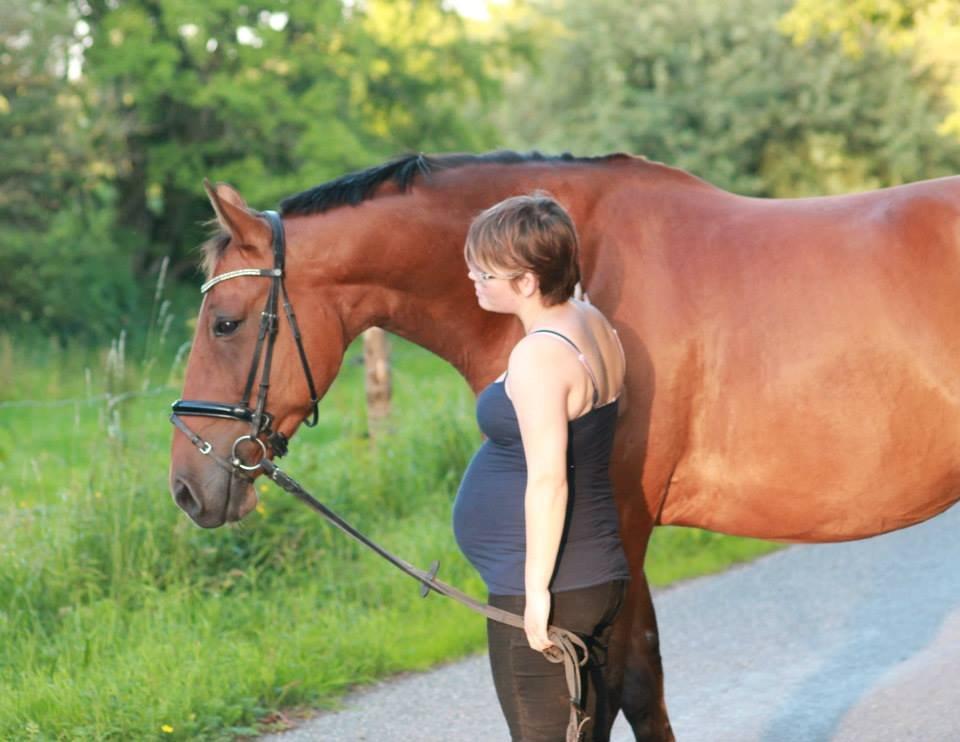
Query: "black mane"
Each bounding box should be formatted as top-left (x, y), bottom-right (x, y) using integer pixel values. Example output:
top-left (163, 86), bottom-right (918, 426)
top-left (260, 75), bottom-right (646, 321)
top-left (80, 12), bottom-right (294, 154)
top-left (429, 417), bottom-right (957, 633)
top-left (200, 150), bottom-right (627, 275)
top-left (279, 150), bottom-right (612, 216)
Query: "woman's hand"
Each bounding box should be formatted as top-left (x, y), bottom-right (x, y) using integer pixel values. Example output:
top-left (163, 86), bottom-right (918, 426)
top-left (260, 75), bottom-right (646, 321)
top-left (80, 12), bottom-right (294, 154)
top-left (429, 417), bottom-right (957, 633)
top-left (524, 589), bottom-right (555, 652)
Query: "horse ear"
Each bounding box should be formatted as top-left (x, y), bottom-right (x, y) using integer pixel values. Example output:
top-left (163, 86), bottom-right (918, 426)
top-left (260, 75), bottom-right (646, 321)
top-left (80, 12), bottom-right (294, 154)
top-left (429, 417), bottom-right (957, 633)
top-left (203, 179), bottom-right (270, 251)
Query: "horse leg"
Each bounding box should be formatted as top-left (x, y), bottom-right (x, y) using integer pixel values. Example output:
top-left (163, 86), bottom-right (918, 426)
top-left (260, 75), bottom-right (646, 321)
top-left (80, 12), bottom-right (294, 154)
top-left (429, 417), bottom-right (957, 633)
top-left (602, 543), bottom-right (674, 740)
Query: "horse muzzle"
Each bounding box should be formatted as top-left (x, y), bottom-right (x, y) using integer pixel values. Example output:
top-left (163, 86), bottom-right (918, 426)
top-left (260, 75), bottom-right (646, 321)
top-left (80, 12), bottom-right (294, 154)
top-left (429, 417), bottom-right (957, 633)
top-left (171, 465), bottom-right (258, 528)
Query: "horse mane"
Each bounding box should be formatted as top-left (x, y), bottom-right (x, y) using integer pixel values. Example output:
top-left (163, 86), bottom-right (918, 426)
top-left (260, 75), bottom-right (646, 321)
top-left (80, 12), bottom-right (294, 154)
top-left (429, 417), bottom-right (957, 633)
top-left (201, 150), bottom-right (632, 276)
top-left (279, 150), bottom-right (627, 216)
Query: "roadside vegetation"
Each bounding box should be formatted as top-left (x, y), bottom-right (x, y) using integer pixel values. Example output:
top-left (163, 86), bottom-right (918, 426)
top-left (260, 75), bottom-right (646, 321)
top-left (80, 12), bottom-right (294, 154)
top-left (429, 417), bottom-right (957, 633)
top-left (0, 323), bottom-right (778, 740)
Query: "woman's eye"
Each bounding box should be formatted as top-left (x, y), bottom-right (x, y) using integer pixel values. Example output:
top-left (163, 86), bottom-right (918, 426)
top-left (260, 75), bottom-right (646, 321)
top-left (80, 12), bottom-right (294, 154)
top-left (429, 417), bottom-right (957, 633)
top-left (213, 318), bottom-right (241, 337)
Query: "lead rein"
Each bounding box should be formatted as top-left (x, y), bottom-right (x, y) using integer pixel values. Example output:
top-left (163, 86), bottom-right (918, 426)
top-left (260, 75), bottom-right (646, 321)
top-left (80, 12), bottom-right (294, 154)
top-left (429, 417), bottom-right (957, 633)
top-left (259, 458), bottom-right (591, 741)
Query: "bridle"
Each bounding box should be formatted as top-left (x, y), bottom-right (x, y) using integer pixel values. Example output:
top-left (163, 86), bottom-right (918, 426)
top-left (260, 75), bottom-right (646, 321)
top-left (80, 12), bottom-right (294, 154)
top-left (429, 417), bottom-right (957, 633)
top-left (170, 210), bottom-right (319, 472)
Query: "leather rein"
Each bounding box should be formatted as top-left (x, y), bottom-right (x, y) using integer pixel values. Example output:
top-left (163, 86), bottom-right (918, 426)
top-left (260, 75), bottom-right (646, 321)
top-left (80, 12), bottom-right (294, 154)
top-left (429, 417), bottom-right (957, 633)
top-left (169, 209), bottom-right (590, 741)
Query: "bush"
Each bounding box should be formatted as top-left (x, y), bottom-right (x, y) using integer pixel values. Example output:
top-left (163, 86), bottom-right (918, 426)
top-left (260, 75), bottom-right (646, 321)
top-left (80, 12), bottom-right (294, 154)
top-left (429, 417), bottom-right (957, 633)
top-left (0, 202), bottom-right (142, 340)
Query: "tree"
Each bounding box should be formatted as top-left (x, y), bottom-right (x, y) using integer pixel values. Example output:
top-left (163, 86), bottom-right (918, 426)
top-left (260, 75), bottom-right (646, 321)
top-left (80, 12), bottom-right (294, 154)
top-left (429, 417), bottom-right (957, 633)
top-left (76, 0), bottom-right (506, 278)
top-left (781, 0), bottom-right (960, 139)
top-left (0, 0), bottom-right (135, 336)
top-left (0, 0), bottom-right (515, 338)
top-left (0, 0), bottom-right (88, 230)
top-left (495, 0), bottom-right (960, 197)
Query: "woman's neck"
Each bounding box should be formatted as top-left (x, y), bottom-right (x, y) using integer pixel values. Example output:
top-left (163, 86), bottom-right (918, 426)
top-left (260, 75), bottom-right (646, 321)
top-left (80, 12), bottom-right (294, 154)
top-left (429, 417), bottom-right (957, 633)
top-left (517, 298), bottom-right (576, 334)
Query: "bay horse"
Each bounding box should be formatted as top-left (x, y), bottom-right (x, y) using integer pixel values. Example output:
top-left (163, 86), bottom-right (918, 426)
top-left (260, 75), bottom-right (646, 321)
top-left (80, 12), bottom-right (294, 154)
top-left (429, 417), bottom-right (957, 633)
top-left (169, 151), bottom-right (960, 741)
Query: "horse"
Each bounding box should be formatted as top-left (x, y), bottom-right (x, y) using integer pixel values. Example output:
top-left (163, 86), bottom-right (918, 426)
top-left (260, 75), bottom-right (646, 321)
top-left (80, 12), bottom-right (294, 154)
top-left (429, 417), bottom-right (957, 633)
top-left (168, 151), bottom-right (960, 742)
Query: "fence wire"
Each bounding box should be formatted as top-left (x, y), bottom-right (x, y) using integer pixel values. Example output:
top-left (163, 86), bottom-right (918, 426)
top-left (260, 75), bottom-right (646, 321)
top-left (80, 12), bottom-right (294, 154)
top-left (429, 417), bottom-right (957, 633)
top-left (0, 387), bottom-right (175, 411)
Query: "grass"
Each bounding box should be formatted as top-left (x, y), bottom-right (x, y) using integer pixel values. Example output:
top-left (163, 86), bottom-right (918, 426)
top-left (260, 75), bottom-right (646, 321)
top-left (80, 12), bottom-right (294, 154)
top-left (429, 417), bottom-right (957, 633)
top-left (646, 525), bottom-right (779, 587)
top-left (0, 325), bottom-right (779, 741)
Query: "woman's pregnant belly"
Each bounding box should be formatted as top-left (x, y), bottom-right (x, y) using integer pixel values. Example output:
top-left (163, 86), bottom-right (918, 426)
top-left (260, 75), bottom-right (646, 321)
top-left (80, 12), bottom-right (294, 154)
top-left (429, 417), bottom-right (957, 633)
top-left (452, 441), bottom-right (527, 587)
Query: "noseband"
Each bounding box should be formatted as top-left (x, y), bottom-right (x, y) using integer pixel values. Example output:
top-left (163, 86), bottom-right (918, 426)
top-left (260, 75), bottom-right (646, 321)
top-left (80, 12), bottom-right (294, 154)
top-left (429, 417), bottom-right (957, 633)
top-left (170, 210), bottom-right (319, 472)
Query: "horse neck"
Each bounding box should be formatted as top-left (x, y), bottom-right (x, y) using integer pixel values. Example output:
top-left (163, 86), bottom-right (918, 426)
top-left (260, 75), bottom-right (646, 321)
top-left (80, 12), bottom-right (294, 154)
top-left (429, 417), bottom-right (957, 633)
top-left (291, 160), bottom-right (632, 389)
top-left (381, 286), bottom-right (518, 389)
top-left (316, 249), bottom-right (520, 391)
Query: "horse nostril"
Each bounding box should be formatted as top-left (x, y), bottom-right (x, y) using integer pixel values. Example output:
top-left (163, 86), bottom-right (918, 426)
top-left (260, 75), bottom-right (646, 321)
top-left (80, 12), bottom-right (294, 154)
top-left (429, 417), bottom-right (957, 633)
top-left (174, 479), bottom-right (202, 517)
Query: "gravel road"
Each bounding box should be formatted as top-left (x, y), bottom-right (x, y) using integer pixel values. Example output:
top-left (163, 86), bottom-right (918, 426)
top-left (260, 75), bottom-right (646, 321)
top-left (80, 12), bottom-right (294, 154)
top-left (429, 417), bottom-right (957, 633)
top-left (263, 504), bottom-right (960, 741)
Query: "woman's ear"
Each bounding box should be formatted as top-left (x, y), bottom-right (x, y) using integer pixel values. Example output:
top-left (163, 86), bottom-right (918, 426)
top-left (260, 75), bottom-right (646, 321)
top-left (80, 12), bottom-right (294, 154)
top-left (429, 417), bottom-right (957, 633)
top-left (518, 271), bottom-right (539, 298)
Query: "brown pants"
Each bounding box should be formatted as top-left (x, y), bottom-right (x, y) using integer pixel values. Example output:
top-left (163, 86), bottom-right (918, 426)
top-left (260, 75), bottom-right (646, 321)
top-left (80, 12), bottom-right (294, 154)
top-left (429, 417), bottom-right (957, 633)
top-left (487, 580), bottom-right (627, 742)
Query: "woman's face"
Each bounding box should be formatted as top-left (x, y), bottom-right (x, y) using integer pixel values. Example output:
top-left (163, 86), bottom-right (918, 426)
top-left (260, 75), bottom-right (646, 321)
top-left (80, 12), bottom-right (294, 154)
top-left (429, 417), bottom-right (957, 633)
top-left (467, 264), bottom-right (525, 314)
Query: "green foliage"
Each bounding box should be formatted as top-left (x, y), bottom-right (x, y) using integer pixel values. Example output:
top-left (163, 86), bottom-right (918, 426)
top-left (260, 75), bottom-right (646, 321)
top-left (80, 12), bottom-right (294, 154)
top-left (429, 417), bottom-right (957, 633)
top-left (0, 1), bottom-right (133, 338)
top-left (781, 0), bottom-right (960, 139)
top-left (0, 199), bottom-right (141, 338)
top-left (7, 0), bottom-right (960, 340)
top-left (78, 0), bottom-right (507, 270)
top-left (0, 335), bottom-right (487, 739)
top-left (781, 0), bottom-right (940, 53)
top-left (0, 0), bottom-right (510, 340)
top-left (497, 0), bottom-right (960, 196)
top-left (0, 0), bottom-right (89, 229)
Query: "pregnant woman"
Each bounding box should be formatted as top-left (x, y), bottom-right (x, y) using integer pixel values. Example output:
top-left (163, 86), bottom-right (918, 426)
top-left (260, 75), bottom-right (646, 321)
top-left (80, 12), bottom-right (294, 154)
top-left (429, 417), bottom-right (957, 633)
top-left (453, 192), bottom-right (631, 742)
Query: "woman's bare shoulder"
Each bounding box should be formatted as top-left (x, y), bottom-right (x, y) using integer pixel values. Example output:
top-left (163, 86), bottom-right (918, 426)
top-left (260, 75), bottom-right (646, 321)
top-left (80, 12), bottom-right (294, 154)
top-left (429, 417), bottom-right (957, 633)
top-left (505, 333), bottom-right (577, 401)
top-left (509, 331), bottom-right (574, 367)
top-left (572, 298), bottom-right (618, 337)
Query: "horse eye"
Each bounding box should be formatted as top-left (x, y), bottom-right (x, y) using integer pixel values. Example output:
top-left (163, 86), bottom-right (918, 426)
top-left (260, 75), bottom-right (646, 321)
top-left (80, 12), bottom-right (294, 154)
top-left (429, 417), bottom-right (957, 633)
top-left (213, 318), bottom-right (242, 337)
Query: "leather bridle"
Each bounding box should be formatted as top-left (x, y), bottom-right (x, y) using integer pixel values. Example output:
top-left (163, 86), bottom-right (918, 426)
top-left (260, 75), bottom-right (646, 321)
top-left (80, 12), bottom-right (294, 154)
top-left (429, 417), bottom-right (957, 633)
top-left (170, 210), bottom-right (319, 472)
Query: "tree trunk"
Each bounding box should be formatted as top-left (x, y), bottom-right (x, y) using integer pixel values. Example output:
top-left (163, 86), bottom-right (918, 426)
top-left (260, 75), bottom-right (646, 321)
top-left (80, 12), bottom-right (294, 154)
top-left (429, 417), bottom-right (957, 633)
top-left (363, 327), bottom-right (392, 438)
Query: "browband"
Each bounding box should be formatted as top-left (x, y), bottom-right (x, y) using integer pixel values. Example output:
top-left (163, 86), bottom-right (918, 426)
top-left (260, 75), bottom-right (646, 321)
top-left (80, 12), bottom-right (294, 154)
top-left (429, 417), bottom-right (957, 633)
top-left (201, 267), bottom-right (282, 294)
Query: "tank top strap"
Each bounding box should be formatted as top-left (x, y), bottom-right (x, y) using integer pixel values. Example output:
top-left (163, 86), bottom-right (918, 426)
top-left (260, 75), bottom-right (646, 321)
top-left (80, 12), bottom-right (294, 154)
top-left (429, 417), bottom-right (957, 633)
top-left (612, 327), bottom-right (626, 378)
top-left (527, 329), bottom-right (601, 407)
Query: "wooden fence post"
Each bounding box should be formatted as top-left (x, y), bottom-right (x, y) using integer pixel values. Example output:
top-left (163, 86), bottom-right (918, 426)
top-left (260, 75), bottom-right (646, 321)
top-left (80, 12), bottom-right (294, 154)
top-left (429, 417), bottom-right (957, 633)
top-left (363, 327), bottom-right (392, 438)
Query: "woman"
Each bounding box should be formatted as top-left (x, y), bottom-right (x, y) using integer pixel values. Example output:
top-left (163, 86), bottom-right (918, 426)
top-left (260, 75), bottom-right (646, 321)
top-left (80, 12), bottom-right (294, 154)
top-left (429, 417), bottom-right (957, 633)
top-left (453, 192), bottom-right (631, 741)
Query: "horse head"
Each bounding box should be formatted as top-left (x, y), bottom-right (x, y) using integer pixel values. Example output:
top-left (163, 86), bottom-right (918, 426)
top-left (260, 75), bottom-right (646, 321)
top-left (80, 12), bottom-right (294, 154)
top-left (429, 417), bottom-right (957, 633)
top-left (169, 181), bottom-right (346, 527)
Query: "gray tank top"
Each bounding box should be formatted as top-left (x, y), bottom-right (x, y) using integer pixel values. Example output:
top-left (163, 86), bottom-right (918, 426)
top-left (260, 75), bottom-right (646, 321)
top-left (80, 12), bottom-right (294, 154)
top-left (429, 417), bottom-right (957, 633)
top-left (453, 329), bottom-right (631, 595)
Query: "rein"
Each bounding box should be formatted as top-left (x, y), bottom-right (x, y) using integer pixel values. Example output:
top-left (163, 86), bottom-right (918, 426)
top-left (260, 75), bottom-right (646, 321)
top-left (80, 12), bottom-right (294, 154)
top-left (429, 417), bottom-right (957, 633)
top-left (169, 209), bottom-right (591, 741)
top-left (262, 458), bottom-right (591, 742)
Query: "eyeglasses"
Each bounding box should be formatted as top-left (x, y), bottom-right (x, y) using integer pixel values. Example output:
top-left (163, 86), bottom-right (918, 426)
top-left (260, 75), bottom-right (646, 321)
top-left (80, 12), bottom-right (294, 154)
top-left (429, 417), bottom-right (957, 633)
top-left (467, 267), bottom-right (524, 284)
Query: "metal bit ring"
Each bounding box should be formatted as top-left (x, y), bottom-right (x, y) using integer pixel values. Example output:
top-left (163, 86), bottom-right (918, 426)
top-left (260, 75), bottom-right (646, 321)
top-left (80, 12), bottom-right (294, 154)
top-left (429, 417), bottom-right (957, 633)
top-left (231, 435), bottom-right (268, 471)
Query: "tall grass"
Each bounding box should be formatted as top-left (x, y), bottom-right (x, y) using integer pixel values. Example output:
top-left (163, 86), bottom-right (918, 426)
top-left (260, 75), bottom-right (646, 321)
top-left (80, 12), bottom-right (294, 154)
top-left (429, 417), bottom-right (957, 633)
top-left (0, 319), bottom-right (491, 740)
top-left (0, 310), bottom-right (778, 739)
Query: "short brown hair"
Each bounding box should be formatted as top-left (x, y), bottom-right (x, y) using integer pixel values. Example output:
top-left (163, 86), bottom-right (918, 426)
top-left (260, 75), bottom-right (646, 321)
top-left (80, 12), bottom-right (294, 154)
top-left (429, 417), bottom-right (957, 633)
top-left (464, 191), bottom-right (581, 307)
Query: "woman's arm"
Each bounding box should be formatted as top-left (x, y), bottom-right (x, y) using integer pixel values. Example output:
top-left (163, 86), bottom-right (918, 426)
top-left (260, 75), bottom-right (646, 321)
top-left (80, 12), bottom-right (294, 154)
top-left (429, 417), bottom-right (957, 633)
top-left (506, 337), bottom-right (574, 651)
